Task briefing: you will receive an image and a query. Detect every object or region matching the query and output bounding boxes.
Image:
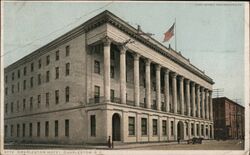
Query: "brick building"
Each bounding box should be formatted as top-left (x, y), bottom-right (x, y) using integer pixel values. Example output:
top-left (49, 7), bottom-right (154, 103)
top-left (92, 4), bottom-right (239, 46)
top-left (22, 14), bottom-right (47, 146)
top-left (213, 97), bottom-right (245, 140)
top-left (4, 10), bottom-right (214, 145)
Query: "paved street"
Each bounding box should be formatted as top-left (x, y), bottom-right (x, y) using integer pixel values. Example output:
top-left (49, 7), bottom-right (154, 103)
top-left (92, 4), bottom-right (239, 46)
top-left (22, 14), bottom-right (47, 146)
top-left (5, 140), bottom-right (244, 150)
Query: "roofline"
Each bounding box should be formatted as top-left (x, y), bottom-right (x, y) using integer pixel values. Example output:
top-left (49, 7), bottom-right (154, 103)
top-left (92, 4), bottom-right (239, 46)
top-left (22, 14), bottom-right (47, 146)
top-left (4, 10), bottom-right (214, 84)
top-left (213, 97), bottom-right (245, 109)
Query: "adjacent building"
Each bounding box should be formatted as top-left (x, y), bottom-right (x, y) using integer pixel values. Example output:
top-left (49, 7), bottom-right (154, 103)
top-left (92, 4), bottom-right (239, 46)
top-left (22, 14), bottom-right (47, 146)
top-left (4, 10), bottom-right (214, 145)
top-left (213, 97), bottom-right (245, 140)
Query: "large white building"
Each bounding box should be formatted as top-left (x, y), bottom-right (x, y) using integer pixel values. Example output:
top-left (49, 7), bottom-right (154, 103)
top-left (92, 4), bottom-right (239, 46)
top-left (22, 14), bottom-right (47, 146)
top-left (4, 10), bottom-right (214, 144)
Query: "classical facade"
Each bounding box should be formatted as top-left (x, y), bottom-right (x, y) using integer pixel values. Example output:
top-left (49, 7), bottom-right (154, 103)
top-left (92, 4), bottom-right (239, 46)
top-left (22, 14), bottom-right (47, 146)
top-left (4, 10), bottom-right (214, 145)
top-left (213, 97), bottom-right (245, 140)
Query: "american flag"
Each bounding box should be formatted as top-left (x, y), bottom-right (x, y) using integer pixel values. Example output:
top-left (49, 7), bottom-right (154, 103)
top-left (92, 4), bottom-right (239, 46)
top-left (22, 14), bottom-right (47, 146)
top-left (163, 23), bottom-right (175, 42)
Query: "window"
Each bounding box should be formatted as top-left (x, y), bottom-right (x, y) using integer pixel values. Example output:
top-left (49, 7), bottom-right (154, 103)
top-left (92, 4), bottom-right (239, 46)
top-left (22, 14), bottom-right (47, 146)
top-left (128, 117), bottom-right (135, 136)
top-left (46, 71), bottom-right (50, 82)
top-left (65, 119), bottom-right (69, 137)
top-left (191, 123), bottom-right (194, 135)
top-left (30, 97), bottom-right (33, 110)
top-left (4, 87), bottom-right (7, 96)
top-left (94, 86), bottom-right (100, 103)
top-left (11, 85), bottom-right (14, 93)
top-left (37, 122), bottom-right (40, 137)
top-left (110, 66), bottom-right (114, 78)
top-left (37, 95), bottom-right (41, 108)
top-left (90, 115), bottom-right (96, 136)
top-left (162, 120), bottom-right (167, 136)
top-left (111, 50), bottom-right (115, 60)
top-left (30, 77), bottom-right (34, 88)
top-left (201, 125), bottom-right (204, 136)
top-left (11, 102), bottom-right (14, 113)
top-left (5, 103), bottom-right (8, 113)
top-left (22, 123), bottom-right (26, 137)
top-left (55, 120), bottom-right (58, 137)
top-left (5, 75), bottom-right (8, 83)
top-left (29, 123), bottom-right (32, 137)
top-left (171, 121), bottom-right (174, 136)
top-left (94, 60), bottom-right (100, 74)
top-left (46, 55), bottom-right (50, 65)
top-left (23, 66), bottom-right (27, 76)
top-left (4, 125), bottom-right (7, 137)
top-left (56, 50), bottom-right (59, 61)
top-left (186, 123), bottom-right (188, 136)
top-left (12, 72), bottom-right (15, 81)
top-left (38, 59), bottom-right (42, 69)
top-left (17, 100), bottom-right (19, 112)
top-left (23, 80), bottom-right (26, 90)
top-left (18, 70), bottom-right (20, 78)
top-left (55, 90), bottom-right (59, 104)
top-left (38, 74), bottom-right (41, 85)
top-left (23, 98), bottom-right (26, 111)
top-left (197, 124), bottom-right (199, 136)
top-left (65, 87), bottom-right (69, 102)
top-left (111, 89), bottom-right (115, 102)
top-left (11, 125), bottom-right (14, 137)
top-left (55, 67), bottom-right (59, 79)
top-left (45, 121), bottom-right (49, 137)
top-left (66, 45), bottom-right (70, 56)
top-left (141, 118), bottom-right (147, 135)
top-left (153, 119), bottom-right (158, 135)
top-left (17, 82), bottom-right (20, 92)
top-left (17, 124), bottom-right (20, 137)
top-left (66, 63), bottom-right (70, 76)
top-left (46, 93), bottom-right (50, 107)
top-left (31, 63), bottom-right (34, 72)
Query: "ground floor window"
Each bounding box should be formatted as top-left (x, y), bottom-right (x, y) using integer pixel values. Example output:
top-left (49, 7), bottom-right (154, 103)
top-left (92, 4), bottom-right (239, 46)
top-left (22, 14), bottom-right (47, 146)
top-left (4, 125), bottom-right (7, 137)
top-left (65, 119), bottom-right (69, 137)
top-left (11, 125), bottom-right (14, 137)
top-left (128, 117), bottom-right (135, 136)
top-left (17, 124), bottom-right (20, 137)
top-left (29, 123), bottom-right (32, 137)
top-left (141, 118), bottom-right (147, 136)
top-left (22, 124), bottom-right (26, 137)
top-left (191, 123), bottom-right (194, 135)
top-left (45, 121), bottom-right (49, 137)
top-left (37, 122), bottom-right (40, 137)
top-left (162, 120), bottom-right (167, 136)
top-left (153, 119), bottom-right (158, 136)
top-left (55, 120), bottom-right (58, 137)
top-left (90, 115), bottom-right (96, 136)
top-left (196, 124), bottom-right (199, 136)
top-left (171, 121), bottom-right (174, 136)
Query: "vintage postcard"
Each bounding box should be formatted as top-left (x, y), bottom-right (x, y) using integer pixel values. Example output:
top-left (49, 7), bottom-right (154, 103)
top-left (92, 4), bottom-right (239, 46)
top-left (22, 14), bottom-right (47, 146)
top-left (1, 1), bottom-right (249, 155)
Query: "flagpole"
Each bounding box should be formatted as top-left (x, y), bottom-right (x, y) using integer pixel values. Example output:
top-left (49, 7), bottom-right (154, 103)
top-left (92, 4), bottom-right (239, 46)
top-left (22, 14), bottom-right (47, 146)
top-left (175, 18), bottom-right (177, 51)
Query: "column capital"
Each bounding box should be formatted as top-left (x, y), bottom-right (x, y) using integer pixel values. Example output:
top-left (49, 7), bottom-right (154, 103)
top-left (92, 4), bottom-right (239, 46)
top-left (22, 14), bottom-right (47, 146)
top-left (145, 59), bottom-right (152, 66)
top-left (156, 64), bottom-right (161, 71)
top-left (208, 90), bottom-right (213, 95)
top-left (118, 45), bottom-right (127, 54)
top-left (170, 72), bottom-right (177, 78)
top-left (200, 87), bottom-right (205, 91)
top-left (133, 53), bottom-right (141, 60)
top-left (185, 79), bottom-right (190, 84)
top-left (102, 36), bottom-right (112, 46)
top-left (190, 81), bottom-right (196, 87)
top-left (178, 76), bottom-right (184, 81)
top-left (196, 84), bottom-right (200, 89)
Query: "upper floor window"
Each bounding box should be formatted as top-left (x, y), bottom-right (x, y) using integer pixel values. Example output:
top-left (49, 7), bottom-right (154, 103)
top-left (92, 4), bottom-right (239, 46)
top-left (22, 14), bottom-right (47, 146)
top-left (55, 90), bottom-right (59, 104)
top-left (38, 74), bottom-right (41, 85)
top-left (55, 67), bottom-right (59, 79)
top-left (46, 71), bottom-right (50, 82)
top-left (94, 60), bottom-right (100, 74)
top-left (5, 87), bottom-right (8, 96)
top-left (38, 59), bottom-right (42, 69)
top-left (30, 97), bottom-right (33, 110)
top-left (56, 50), bottom-right (60, 61)
top-left (12, 72), bottom-right (15, 81)
top-left (31, 63), bottom-right (34, 72)
top-left (30, 77), bottom-right (34, 88)
top-left (5, 103), bottom-right (8, 113)
top-left (11, 85), bottom-right (14, 94)
top-left (65, 87), bottom-right (69, 102)
top-left (94, 86), bottom-right (100, 103)
top-left (46, 55), bottom-right (50, 65)
top-left (5, 75), bottom-right (8, 83)
top-left (18, 70), bottom-right (20, 78)
top-left (128, 117), bottom-right (135, 136)
top-left (23, 66), bottom-right (27, 76)
top-left (46, 93), bottom-right (50, 107)
top-left (37, 95), bottom-right (41, 108)
top-left (111, 89), bottom-right (115, 102)
top-left (66, 63), bottom-right (70, 76)
top-left (66, 45), bottom-right (70, 56)
top-left (17, 100), bottom-right (19, 112)
top-left (17, 82), bottom-right (20, 92)
top-left (110, 66), bottom-right (114, 78)
top-left (23, 98), bottom-right (26, 111)
top-left (23, 80), bottom-right (26, 90)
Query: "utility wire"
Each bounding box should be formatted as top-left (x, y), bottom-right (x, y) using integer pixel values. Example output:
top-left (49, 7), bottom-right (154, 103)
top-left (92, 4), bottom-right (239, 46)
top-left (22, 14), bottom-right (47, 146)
top-left (1, 2), bottom-right (114, 58)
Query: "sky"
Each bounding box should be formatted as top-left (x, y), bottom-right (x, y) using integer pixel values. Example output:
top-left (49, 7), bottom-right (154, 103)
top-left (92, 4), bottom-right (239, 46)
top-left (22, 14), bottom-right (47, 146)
top-left (2, 2), bottom-right (246, 106)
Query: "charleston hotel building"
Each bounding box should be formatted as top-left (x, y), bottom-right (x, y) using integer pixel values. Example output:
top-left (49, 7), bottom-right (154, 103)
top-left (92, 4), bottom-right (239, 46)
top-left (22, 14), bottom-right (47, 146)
top-left (4, 11), bottom-right (214, 144)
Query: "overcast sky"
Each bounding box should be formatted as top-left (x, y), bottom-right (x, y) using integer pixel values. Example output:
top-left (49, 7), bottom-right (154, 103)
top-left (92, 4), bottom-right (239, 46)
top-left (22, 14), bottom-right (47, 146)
top-left (3, 2), bottom-right (246, 106)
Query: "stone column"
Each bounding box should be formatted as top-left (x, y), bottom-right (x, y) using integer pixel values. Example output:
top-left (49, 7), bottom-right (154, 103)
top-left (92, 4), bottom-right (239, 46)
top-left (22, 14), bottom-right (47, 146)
top-left (133, 53), bottom-right (140, 107)
top-left (211, 124), bottom-right (214, 139)
top-left (145, 59), bottom-right (151, 109)
top-left (156, 65), bottom-right (161, 111)
top-left (171, 73), bottom-right (177, 114)
top-left (191, 82), bottom-right (196, 117)
top-left (179, 77), bottom-right (184, 115)
top-left (201, 87), bottom-right (205, 119)
top-left (196, 85), bottom-right (200, 118)
top-left (174, 119), bottom-right (177, 140)
top-left (205, 90), bottom-right (209, 119)
top-left (209, 91), bottom-right (213, 120)
top-left (188, 121), bottom-right (191, 139)
top-left (164, 69), bottom-right (170, 112)
top-left (103, 37), bottom-right (111, 103)
top-left (119, 46), bottom-right (127, 104)
top-left (199, 123), bottom-right (202, 137)
top-left (208, 124), bottom-right (211, 139)
top-left (194, 122), bottom-right (197, 137)
top-left (185, 80), bottom-right (191, 116)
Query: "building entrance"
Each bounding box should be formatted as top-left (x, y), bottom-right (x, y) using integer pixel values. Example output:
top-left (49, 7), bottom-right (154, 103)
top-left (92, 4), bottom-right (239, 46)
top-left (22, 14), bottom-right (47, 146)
top-left (112, 113), bottom-right (121, 141)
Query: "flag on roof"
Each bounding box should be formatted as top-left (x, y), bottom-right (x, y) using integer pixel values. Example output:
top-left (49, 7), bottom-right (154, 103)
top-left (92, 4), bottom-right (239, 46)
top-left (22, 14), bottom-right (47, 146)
top-left (163, 23), bottom-right (175, 42)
